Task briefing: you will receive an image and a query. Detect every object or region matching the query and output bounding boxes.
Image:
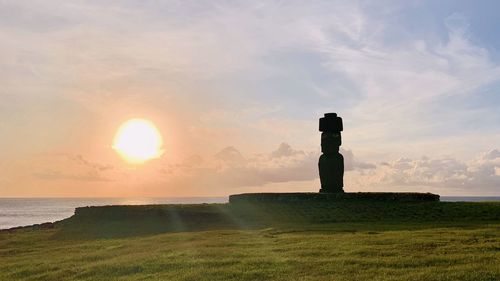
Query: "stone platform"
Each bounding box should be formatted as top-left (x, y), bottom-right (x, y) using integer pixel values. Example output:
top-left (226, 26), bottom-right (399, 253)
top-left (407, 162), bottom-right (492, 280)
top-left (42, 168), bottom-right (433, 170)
top-left (229, 192), bottom-right (440, 203)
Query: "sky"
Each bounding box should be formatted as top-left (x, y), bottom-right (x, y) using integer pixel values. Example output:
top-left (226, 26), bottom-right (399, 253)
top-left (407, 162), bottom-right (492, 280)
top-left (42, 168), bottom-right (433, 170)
top-left (1, 0), bottom-right (499, 197)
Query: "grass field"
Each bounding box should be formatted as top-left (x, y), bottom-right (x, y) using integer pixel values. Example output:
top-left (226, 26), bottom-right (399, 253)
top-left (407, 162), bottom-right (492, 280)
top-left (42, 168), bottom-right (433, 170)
top-left (1, 201), bottom-right (499, 280)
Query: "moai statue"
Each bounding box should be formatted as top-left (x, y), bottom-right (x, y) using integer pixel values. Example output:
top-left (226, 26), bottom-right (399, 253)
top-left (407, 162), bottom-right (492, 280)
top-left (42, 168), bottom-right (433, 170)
top-left (318, 113), bottom-right (344, 193)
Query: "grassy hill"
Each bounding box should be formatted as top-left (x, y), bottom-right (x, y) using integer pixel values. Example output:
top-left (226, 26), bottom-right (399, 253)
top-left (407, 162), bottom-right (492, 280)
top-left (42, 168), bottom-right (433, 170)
top-left (56, 200), bottom-right (500, 238)
top-left (1, 200), bottom-right (499, 280)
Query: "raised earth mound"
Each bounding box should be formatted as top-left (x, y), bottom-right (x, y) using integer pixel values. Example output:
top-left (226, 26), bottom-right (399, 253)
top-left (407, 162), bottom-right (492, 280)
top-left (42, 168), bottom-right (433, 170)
top-left (5, 193), bottom-right (500, 239)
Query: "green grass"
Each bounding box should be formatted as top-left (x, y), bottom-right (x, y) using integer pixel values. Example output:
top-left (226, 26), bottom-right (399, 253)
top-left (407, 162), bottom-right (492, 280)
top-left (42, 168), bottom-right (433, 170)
top-left (1, 201), bottom-right (499, 280)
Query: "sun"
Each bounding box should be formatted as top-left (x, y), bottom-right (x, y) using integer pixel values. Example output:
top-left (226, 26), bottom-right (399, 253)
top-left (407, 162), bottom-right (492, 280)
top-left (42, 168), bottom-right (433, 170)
top-left (112, 118), bottom-right (164, 164)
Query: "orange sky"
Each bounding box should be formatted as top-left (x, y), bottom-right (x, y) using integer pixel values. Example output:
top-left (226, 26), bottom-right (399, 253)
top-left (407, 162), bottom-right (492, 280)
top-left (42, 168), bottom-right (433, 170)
top-left (1, 1), bottom-right (500, 197)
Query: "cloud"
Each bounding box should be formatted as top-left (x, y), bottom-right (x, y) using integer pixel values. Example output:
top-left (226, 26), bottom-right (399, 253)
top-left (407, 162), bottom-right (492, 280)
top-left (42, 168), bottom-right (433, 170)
top-left (300, 8), bottom-right (500, 153)
top-left (161, 142), bottom-right (375, 189)
top-left (32, 169), bottom-right (109, 182)
top-left (69, 154), bottom-right (113, 172)
top-left (31, 154), bottom-right (113, 182)
top-left (348, 149), bottom-right (500, 194)
top-left (341, 148), bottom-right (376, 171)
top-left (214, 146), bottom-right (246, 163)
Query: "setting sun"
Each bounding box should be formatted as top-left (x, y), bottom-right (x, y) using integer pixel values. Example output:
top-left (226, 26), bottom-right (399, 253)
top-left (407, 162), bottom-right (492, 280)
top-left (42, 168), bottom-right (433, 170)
top-left (112, 118), bottom-right (164, 164)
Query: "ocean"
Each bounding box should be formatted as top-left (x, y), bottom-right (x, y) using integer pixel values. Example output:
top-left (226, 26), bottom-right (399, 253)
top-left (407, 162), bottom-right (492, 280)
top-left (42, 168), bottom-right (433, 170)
top-left (0, 196), bottom-right (498, 230)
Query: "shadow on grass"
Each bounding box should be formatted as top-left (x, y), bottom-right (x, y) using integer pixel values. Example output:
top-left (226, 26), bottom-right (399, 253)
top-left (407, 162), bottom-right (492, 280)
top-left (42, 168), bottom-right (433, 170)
top-left (47, 201), bottom-right (500, 240)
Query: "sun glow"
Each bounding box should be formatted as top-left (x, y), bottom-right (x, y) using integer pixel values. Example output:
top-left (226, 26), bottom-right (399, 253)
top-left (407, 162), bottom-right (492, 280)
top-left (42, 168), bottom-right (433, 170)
top-left (112, 118), bottom-right (164, 164)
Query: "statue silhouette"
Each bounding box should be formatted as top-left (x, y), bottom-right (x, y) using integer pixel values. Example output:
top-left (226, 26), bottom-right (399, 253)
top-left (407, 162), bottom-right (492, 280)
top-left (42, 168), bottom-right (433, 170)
top-left (319, 113), bottom-right (344, 193)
